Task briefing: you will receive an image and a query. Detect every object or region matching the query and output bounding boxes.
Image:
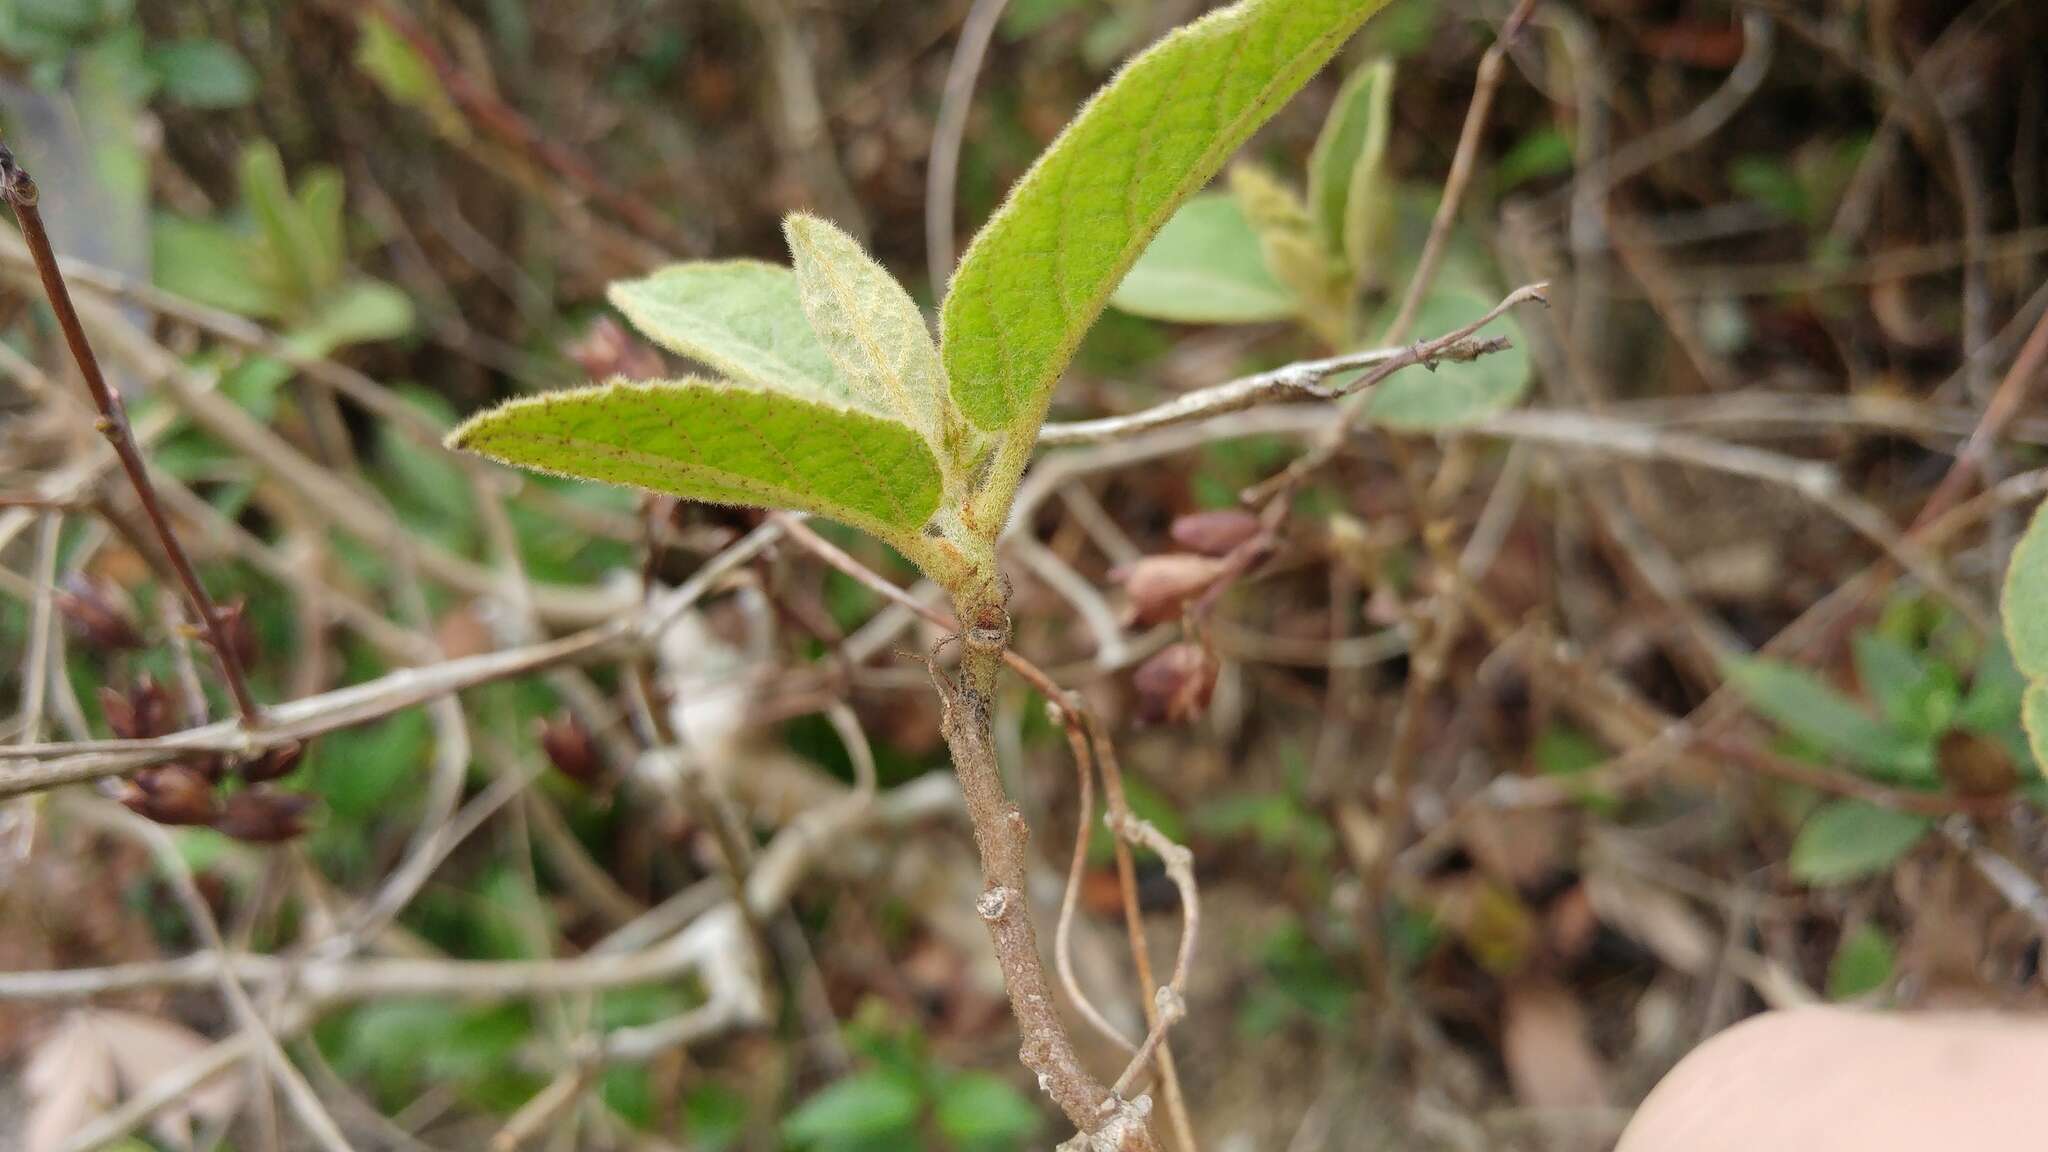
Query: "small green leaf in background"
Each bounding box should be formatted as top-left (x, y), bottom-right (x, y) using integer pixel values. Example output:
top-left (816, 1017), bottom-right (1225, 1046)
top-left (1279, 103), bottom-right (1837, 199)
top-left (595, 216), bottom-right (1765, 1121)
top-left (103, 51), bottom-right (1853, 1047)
top-left (942, 0), bottom-right (1395, 435)
top-left (609, 261), bottom-right (854, 405)
top-left (1494, 126), bottom-right (1575, 193)
top-left (355, 11), bottom-right (470, 139)
top-left (145, 38), bottom-right (257, 108)
top-left (935, 1072), bottom-right (1042, 1150)
top-left (1789, 800), bottom-right (1931, 885)
top-left (786, 213), bottom-right (958, 463)
top-left (1109, 192), bottom-right (1300, 324)
top-left (295, 280), bottom-right (417, 353)
top-left (782, 1070), bottom-right (922, 1149)
top-left (1723, 656), bottom-right (1931, 781)
top-left (1306, 58), bottom-right (1394, 276)
top-left (448, 379), bottom-right (944, 544)
top-left (1826, 923), bottom-right (1896, 1000)
top-left (1362, 288), bottom-right (1530, 429)
top-left (1852, 631), bottom-right (1957, 741)
top-left (153, 214), bottom-right (281, 317)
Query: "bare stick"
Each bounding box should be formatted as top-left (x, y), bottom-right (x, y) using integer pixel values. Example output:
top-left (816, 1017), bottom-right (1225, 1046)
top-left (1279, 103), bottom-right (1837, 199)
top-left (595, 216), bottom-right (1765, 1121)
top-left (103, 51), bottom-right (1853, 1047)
top-left (928, 0), bottom-right (1012, 291)
top-left (0, 140), bottom-right (262, 725)
top-left (1381, 0), bottom-right (1542, 342)
top-left (1055, 710), bottom-right (1139, 1053)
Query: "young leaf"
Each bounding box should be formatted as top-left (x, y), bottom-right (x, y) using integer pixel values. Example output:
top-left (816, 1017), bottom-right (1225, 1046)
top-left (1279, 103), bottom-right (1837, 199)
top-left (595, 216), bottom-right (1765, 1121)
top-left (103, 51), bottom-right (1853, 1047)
top-left (1230, 163), bottom-right (1350, 345)
top-left (607, 261), bottom-right (857, 407)
top-left (1851, 631), bottom-right (1954, 740)
top-left (942, 0), bottom-right (1394, 436)
top-left (1362, 288), bottom-right (1531, 429)
top-left (1789, 801), bottom-right (1931, 885)
top-left (1109, 192), bottom-right (1300, 323)
top-left (1306, 57), bottom-right (1394, 274)
top-left (1723, 656), bottom-right (1932, 781)
top-left (447, 379), bottom-right (943, 543)
top-left (785, 213), bottom-right (955, 457)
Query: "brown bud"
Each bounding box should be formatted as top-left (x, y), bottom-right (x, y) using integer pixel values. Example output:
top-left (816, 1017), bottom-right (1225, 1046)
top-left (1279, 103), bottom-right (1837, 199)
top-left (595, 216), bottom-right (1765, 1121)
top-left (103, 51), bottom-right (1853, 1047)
top-left (1169, 509), bottom-right (1261, 557)
top-left (1938, 729), bottom-right (2017, 798)
top-left (538, 712), bottom-right (605, 786)
top-left (1132, 642), bottom-right (1219, 725)
top-left (208, 599), bottom-right (259, 668)
top-left (239, 740), bottom-right (306, 784)
top-left (212, 789), bottom-right (314, 843)
top-left (1115, 554), bottom-right (1230, 627)
top-left (56, 575), bottom-right (144, 651)
top-left (121, 765), bottom-right (219, 826)
top-left (99, 676), bottom-right (172, 740)
top-left (567, 317), bottom-right (665, 382)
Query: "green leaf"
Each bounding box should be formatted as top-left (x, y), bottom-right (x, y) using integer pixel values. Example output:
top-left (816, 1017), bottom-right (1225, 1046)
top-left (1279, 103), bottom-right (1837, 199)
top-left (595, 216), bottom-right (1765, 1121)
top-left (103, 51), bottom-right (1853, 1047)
top-left (1109, 192), bottom-right (1299, 323)
top-left (356, 11), bottom-right (469, 139)
top-left (1790, 801), bottom-right (1931, 885)
top-left (942, 0), bottom-right (1393, 435)
top-left (153, 215), bottom-right (279, 317)
top-left (1723, 656), bottom-right (1931, 780)
top-left (1230, 163), bottom-right (1349, 345)
top-left (2024, 682), bottom-right (2048, 775)
top-left (2000, 500), bottom-right (2048, 680)
top-left (1362, 287), bottom-right (1531, 428)
top-left (935, 1072), bottom-right (1042, 1149)
top-left (1826, 923), bottom-right (1895, 1000)
top-left (608, 261), bottom-right (854, 406)
top-left (240, 142), bottom-right (322, 307)
top-left (447, 379), bottom-right (944, 544)
top-left (294, 280), bottom-right (416, 353)
top-left (1306, 57), bottom-right (1394, 274)
top-left (785, 213), bottom-right (957, 460)
top-left (783, 1071), bottom-right (922, 1147)
top-left (146, 39), bottom-right (257, 108)
top-left (1852, 631), bottom-right (1955, 740)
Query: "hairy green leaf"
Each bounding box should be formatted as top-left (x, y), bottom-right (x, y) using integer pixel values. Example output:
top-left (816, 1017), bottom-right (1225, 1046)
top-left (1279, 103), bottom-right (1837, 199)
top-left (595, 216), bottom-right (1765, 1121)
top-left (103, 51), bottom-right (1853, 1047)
top-left (1109, 192), bottom-right (1299, 323)
top-left (1362, 288), bottom-right (1530, 429)
top-left (1307, 57), bottom-right (1394, 273)
top-left (447, 379), bottom-right (943, 543)
top-left (785, 213), bottom-right (955, 457)
top-left (608, 261), bottom-right (856, 408)
top-left (942, 0), bottom-right (1393, 435)
top-left (1790, 801), bottom-right (1930, 885)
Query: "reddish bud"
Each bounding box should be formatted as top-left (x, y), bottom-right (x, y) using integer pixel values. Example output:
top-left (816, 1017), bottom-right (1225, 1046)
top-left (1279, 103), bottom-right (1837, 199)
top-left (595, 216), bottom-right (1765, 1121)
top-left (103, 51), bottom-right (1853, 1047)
top-left (208, 599), bottom-right (258, 668)
top-left (212, 789), bottom-right (315, 843)
top-left (1169, 509), bottom-right (1261, 557)
top-left (99, 676), bottom-right (172, 741)
top-left (538, 712), bottom-right (605, 786)
top-left (1131, 642), bottom-right (1219, 726)
top-left (239, 741), bottom-right (306, 784)
top-left (55, 575), bottom-right (143, 651)
top-left (1116, 554), bottom-right (1230, 627)
top-left (567, 317), bottom-right (665, 382)
top-left (120, 765), bottom-right (219, 826)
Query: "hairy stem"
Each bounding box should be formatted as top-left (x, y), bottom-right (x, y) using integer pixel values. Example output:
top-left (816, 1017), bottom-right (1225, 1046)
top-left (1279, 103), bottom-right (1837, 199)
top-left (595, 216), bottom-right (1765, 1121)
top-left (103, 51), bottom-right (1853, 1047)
top-left (939, 599), bottom-right (1158, 1150)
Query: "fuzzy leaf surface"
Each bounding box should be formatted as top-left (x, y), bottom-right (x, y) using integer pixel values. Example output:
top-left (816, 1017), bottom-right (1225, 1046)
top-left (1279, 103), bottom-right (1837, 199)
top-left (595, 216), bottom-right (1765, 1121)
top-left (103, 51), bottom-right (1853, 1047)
top-left (1307, 57), bottom-right (1394, 272)
top-left (608, 262), bottom-right (857, 408)
top-left (448, 379), bottom-right (942, 542)
top-left (942, 0), bottom-right (1393, 435)
top-left (785, 214), bottom-right (954, 454)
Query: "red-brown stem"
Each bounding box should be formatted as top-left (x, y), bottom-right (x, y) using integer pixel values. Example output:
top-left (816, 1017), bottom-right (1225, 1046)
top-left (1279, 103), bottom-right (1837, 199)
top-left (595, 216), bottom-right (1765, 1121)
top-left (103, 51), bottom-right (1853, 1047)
top-left (0, 142), bottom-right (263, 726)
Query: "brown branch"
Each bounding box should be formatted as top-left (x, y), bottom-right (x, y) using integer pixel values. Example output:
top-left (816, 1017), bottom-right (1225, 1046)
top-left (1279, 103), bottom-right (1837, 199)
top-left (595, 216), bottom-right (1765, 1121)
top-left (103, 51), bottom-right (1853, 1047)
top-left (0, 139), bottom-right (262, 726)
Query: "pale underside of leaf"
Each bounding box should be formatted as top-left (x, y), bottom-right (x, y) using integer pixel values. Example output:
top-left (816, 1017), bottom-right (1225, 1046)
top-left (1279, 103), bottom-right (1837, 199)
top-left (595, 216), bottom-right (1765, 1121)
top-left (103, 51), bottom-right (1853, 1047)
top-left (2001, 499), bottom-right (2048, 680)
top-left (1307, 57), bottom-right (1393, 271)
top-left (1108, 191), bottom-right (1299, 323)
top-left (785, 213), bottom-right (955, 460)
top-left (1363, 288), bottom-right (1532, 429)
top-left (941, 0), bottom-right (1394, 437)
top-left (448, 378), bottom-right (943, 542)
top-left (608, 261), bottom-right (861, 409)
